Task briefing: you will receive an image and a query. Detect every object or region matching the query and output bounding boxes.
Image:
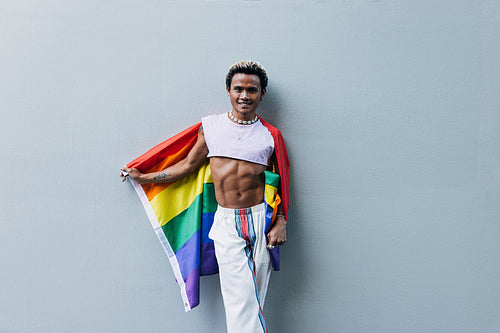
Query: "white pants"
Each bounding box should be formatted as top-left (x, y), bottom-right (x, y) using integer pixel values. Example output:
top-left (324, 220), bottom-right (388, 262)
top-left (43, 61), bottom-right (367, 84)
top-left (209, 203), bottom-right (272, 333)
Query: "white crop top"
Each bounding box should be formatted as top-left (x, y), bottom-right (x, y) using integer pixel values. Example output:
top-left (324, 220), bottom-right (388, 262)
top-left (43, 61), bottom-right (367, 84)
top-left (201, 112), bottom-right (275, 166)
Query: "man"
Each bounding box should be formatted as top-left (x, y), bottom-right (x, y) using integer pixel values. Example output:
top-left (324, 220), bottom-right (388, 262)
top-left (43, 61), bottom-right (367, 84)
top-left (121, 61), bottom-right (289, 333)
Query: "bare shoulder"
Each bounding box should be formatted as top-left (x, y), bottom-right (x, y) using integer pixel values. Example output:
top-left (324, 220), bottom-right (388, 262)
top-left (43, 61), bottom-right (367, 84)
top-left (192, 125), bottom-right (208, 156)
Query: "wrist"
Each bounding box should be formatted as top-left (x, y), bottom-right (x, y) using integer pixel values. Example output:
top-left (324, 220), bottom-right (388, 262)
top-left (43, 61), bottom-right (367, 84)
top-left (276, 215), bottom-right (287, 224)
top-left (136, 173), bottom-right (146, 183)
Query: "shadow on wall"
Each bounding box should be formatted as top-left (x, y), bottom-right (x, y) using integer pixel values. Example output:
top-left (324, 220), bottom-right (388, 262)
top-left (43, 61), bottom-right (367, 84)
top-left (259, 87), bottom-right (310, 332)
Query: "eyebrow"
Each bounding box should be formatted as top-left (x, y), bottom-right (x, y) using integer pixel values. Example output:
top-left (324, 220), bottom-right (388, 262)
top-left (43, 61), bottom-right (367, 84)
top-left (233, 85), bottom-right (259, 90)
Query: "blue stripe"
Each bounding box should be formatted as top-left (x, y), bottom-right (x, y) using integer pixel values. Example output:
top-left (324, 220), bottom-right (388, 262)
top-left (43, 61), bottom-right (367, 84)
top-left (263, 201), bottom-right (274, 233)
top-left (201, 212), bottom-right (215, 244)
top-left (175, 230), bottom-right (200, 279)
top-left (235, 211), bottom-right (242, 238)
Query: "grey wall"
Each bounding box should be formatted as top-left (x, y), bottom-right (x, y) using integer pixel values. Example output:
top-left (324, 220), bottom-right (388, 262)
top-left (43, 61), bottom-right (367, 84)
top-left (1, 1), bottom-right (499, 332)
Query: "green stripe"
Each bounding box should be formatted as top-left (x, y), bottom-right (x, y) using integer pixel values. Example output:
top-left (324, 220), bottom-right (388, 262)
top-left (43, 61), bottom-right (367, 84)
top-left (264, 170), bottom-right (280, 188)
top-left (202, 183), bottom-right (217, 213)
top-left (162, 183), bottom-right (217, 253)
top-left (162, 194), bottom-right (202, 253)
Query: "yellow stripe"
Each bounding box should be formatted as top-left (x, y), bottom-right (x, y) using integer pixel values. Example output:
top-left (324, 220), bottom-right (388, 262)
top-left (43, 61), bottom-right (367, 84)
top-left (264, 184), bottom-right (278, 209)
top-left (150, 162), bottom-right (212, 227)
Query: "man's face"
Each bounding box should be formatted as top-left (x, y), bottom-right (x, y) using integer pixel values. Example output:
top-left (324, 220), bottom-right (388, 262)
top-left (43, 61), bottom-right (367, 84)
top-left (227, 73), bottom-right (266, 117)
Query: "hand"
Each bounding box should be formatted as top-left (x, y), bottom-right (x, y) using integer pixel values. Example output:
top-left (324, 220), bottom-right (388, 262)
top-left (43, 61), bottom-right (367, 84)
top-left (266, 216), bottom-right (287, 248)
top-left (120, 167), bottom-right (143, 183)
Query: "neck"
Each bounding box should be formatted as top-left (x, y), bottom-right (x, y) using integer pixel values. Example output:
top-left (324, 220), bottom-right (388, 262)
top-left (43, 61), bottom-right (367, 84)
top-left (231, 109), bottom-right (256, 121)
top-left (228, 110), bottom-right (259, 125)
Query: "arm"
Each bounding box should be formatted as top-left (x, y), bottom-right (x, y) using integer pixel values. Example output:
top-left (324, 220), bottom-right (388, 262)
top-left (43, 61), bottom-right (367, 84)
top-left (266, 202), bottom-right (287, 247)
top-left (265, 153), bottom-right (287, 247)
top-left (121, 126), bottom-right (208, 184)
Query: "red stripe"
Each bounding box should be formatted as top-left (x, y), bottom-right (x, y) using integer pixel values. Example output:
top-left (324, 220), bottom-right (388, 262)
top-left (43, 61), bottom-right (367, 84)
top-left (127, 123), bottom-right (201, 172)
top-left (239, 209), bottom-right (251, 242)
top-left (259, 118), bottom-right (290, 219)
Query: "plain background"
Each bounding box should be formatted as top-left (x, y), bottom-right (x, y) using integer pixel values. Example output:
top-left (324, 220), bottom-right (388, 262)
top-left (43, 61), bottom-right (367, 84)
top-left (1, 1), bottom-right (500, 332)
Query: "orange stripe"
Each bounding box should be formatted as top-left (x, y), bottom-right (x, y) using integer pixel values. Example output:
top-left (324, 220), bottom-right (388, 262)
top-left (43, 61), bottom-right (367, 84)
top-left (141, 138), bottom-right (197, 201)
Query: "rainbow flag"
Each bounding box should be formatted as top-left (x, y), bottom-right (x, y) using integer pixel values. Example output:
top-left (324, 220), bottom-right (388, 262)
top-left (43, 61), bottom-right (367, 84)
top-left (126, 120), bottom-right (289, 311)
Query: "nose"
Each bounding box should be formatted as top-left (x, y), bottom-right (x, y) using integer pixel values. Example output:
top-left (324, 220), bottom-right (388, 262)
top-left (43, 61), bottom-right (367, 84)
top-left (240, 90), bottom-right (249, 99)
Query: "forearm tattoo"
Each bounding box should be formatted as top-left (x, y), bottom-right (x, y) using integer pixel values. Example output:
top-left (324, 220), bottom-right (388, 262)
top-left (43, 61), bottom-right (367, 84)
top-left (153, 172), bottom-right (171, 181)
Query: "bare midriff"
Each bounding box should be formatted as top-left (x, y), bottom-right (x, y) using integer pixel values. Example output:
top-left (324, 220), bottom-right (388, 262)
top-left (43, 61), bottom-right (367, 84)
top-left (209, 157), bottom-right (267, 209)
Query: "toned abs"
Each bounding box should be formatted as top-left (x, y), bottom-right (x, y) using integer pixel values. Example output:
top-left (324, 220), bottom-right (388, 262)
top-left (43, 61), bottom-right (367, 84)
top-left (209, 157), bottom-right (267, 209)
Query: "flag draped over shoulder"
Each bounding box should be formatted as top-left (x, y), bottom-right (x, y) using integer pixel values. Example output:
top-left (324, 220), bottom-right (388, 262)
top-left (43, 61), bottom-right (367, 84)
top-left (125, 120), bottom-right (290, 312)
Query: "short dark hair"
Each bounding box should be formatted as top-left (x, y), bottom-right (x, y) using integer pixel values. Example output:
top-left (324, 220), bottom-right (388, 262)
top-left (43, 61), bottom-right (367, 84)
top-left (226, 60), bottom-right (268, 92)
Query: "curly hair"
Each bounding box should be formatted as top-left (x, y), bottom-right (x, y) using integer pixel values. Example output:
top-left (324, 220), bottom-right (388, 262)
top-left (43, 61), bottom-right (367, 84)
top-left (225, 60), bottom-right (268, 92)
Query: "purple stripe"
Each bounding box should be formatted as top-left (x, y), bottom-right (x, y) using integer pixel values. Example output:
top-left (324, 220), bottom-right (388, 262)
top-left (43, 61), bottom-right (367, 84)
top-left (176, 232), bottom-right (218, 309)
top-left (269, 247), bottom-right (280, 271)
top-left (200, 242), bottom-right (218, 275)
top-left (175, 230), bottom-right (200, 278)
top-left (184, 266), bottom-right (200, 309)
top-left (176, 230), bottom-right (218, 278)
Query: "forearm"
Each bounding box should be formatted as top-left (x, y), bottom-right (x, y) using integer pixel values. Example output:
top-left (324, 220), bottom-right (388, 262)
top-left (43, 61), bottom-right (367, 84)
top-left (137, 159), bottom-right (196, 184)
top-left (268, 205), bottom-right (287, 246)
top-left (272, 203), bottom-right (286, 232)
top-left (276, 202), bottom-right (286, 222)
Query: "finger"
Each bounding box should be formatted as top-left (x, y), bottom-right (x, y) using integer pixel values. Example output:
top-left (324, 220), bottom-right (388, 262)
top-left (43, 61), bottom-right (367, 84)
top-left (267, 233), bottom-right (274, 243)
top-left (271, 238), bottom-right (280, 247)
top-left (267, 242), bottom-right (277, 249)
top-left (120, 168), bottom-right (130, 178)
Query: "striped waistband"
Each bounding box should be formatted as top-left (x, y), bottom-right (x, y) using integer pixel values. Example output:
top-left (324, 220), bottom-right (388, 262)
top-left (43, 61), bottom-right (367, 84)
top-left (217, 202), bottom-right (265, 216)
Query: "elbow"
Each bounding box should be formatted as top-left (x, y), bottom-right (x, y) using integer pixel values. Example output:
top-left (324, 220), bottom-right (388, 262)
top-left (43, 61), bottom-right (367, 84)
top-left (184, 161), bottom-right (199, 175)
top-left (181, 155), bottom-right (206, 177)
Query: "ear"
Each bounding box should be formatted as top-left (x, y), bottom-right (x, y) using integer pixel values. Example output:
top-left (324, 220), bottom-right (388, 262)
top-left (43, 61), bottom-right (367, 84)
top-left (260, 88), bottom-right (266, 100)
top-left (226, 87), bottom-right (230, 96)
